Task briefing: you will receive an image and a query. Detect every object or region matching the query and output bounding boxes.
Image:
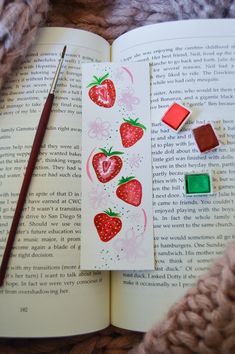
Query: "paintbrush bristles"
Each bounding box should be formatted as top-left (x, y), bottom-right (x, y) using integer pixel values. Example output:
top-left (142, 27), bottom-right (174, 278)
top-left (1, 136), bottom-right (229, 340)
top-left (49, 45), bottom-right (67, 94)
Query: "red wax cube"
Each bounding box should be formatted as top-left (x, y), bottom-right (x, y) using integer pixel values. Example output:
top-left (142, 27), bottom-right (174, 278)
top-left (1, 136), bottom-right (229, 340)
top-left (162, 102), bottom-right (191, 132)
top-left (193, 123), bottom-right (219, 153)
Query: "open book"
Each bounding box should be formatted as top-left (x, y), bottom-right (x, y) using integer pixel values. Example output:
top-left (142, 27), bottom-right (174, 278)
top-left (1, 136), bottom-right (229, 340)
top-left (0, 19), bottom-right (235, 337)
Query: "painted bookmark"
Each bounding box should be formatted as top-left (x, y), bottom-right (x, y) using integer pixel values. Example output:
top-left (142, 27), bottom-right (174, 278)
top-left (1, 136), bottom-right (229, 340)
top-left (81, 62), bottom-right (154, 270)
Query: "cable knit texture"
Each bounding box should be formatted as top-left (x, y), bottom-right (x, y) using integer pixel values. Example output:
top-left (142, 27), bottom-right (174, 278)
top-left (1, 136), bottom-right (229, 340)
top-left (131, 242), bottom-right (235, 354)
top-left (0, 0), bottom-right (48, 88)
top-left (0, 1), bottom-right (235, 353)
top-left (48, 0), bottom-right (235, 42)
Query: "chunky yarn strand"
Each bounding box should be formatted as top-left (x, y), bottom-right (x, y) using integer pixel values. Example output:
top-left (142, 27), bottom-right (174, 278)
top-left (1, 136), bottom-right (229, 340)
top-left (0, 0), bottom-right (48, 88)
top-left (48, 0), bottom-right (235, 43)
top-left (130, 242), bottom-right (235, 354)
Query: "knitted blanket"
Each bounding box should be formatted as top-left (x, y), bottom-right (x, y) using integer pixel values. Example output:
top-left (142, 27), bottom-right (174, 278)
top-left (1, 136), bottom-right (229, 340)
top-left (0, 1), bottom-right (235, 353)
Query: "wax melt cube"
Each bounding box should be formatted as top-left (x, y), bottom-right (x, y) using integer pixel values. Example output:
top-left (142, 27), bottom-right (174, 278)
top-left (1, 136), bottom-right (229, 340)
top-left (161, 102), bottom-right (191, 132)
top-left (192, 123), bottom-right (219, 153)
top-left (185, 173), bottom-right (212, 195)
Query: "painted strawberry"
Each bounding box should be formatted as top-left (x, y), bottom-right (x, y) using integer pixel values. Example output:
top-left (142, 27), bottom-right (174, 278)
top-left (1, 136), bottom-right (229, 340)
top-left (120, 118), bottom-right (146, 148)
top-left (92, 147), bottom-right (123, 183)
top-left (87, 73), bottom-right (116, 108)
top-left (116, 176), bottom-right (142, 207)
top-left (94, 209), bottom-right (122, 242)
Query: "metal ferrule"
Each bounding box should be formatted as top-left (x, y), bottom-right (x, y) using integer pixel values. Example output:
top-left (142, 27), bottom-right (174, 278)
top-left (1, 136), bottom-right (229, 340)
top-left (49, 58), bottom-right (64, 94)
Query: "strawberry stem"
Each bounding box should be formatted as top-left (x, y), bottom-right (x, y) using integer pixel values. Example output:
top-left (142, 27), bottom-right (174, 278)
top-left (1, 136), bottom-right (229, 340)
top-left (104, 208), bottom-right (121, 218)
top-left (99, 147), bottom-right (124, 156)
top-left (123, 117), bottom-right (146, 130)
top-left (87, 73), bottom-right (110, 88)
top-left (118, 176), bottom-right (135, 185)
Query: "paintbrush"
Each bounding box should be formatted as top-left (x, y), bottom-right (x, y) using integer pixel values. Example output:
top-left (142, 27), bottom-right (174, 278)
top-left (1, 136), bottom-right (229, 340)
top-left (0, 45), bottom-right (67, 286)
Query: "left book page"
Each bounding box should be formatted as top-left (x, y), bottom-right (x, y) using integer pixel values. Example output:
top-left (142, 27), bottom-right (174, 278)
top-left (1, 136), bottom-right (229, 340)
top-left (0, 27), bottom-right (110, 337)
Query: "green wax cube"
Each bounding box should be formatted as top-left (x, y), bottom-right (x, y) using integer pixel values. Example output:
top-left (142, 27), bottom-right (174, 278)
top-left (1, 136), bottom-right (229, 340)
top-left (185, 173), bottom-right (211, 195)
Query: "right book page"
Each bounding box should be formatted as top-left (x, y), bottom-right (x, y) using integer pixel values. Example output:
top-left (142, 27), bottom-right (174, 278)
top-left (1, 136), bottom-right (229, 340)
top-left (110, 19), bottom-right (235, 331)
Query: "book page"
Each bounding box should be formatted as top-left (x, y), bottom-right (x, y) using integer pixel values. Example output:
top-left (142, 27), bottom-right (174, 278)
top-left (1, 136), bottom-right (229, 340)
top-left (111, 19), bottom-right (235, 331)
top-left (0, 27), bottom-right (110, 337)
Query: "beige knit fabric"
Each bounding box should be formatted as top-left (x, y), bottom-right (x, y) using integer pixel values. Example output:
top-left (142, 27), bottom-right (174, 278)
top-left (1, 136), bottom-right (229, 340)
top-left (131, 242), bottom-right (235, 354)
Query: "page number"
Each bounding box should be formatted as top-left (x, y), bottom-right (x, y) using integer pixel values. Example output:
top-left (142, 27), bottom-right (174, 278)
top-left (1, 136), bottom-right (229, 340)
top-left (20, 307), bottom-right (28, 313)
